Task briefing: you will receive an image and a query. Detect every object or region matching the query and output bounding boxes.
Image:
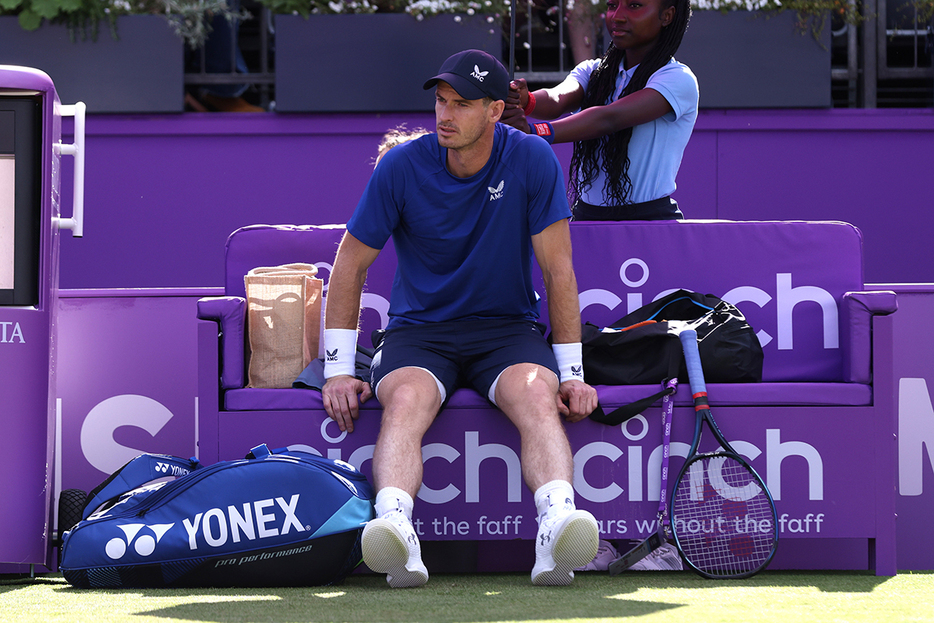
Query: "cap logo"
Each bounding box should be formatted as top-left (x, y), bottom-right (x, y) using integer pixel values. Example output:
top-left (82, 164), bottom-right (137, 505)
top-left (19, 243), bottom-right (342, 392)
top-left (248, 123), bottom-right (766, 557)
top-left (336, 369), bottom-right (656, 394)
top-left (470, 65), bottom-right (489, 82)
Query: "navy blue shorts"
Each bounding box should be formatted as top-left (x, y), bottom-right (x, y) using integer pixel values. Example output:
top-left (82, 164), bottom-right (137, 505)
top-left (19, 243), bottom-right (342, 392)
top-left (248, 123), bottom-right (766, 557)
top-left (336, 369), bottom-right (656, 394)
top-left (370, 318), bottom-right (559, 405)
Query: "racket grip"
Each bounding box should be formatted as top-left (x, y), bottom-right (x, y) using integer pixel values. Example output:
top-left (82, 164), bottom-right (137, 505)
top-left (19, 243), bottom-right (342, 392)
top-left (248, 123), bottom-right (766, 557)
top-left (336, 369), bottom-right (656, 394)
top-left (679, 329), bottom-right (707, 396)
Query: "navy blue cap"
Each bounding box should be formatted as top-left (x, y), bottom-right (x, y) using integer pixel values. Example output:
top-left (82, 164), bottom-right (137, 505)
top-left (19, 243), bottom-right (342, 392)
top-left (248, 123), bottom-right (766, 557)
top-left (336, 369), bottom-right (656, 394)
top-left (423, 49), bottom-right (509, 102)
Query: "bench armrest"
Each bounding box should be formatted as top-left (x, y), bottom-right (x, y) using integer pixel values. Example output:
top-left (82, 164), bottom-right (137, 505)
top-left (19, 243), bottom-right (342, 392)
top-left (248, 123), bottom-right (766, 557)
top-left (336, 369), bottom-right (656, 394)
top-left (197, 296), bottom-right (247, 389)
top-left (841, 291), bottom-right (897, 383)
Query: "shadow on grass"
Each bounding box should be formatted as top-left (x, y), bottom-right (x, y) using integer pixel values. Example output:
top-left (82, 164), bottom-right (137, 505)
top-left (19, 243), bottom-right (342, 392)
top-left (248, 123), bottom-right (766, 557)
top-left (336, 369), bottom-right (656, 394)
top-left (22, 570), bottom-right (914, 623)
top-left (2, 570), bottom-right (921, 623)
top-left (596, 569), bottom-right (899, 593)
top-left (130, 573), bottom-right (681, 622)
top-left (0, 574), bottom-right (66, 592)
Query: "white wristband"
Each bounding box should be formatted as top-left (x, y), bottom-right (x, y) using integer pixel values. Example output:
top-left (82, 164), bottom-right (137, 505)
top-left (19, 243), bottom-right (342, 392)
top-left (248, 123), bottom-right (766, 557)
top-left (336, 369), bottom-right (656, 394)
top-left (553, 342), bottom-right (584, 384)
top-left (323, 328), bottom-right (358, 379)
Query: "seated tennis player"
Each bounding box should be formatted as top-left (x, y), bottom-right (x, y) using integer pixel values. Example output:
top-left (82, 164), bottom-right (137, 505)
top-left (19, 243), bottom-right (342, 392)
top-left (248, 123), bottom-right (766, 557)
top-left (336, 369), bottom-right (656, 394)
top-left (321, 49), bottom-right (600, 588)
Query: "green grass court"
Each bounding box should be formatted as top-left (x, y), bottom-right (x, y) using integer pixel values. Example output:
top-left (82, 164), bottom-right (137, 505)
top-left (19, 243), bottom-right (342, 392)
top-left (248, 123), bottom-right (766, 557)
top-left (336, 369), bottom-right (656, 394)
top-left (3, 571), bottom-right (933, 623)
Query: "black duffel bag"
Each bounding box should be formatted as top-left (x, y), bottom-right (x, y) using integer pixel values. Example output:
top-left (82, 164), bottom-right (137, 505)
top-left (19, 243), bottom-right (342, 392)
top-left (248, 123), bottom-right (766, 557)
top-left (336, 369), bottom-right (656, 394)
top-left (580, 289), bottom-right (763, 425)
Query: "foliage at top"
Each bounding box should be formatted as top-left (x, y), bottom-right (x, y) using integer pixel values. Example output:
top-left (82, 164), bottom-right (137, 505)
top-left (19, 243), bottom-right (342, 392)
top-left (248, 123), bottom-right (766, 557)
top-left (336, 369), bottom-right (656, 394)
top-left (255, 0), bottom-right (511, 17)
top-left (0, 0), bottom-right (248, 46)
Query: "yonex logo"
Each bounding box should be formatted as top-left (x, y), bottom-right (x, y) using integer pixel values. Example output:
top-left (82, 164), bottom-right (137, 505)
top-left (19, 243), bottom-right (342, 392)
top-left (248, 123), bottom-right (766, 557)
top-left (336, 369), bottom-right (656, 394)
top-left (488, 180), bottom-right (504, 202)
top-left (183, 494), bottom-right (306, 551)
top-left (155, 462), bottom-right (191, 476)
top-left (470, 65), bottom-right (488, 82)
top-left (105, 523), bottom-right (174, 560)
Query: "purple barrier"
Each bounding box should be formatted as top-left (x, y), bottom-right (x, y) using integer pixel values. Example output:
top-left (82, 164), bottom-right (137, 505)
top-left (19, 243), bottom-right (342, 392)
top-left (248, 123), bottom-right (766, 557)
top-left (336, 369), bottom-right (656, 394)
top-left (56, 110), bottom-right (934, 291)
top-left (55, 289), bottom-right (215, 514)
top-left (889, 285), bottom-right (934, 571)
top-left (216, 221), bottom-right (867, 383)
top-left (48, 283), bottom-right (934, 571)
top-left (195, 220), bottom-right (897, 575)
top-left (212, 391), bottom-right (885, 546)
top-left (18, 109), bottom-right (931, 573)
top-left (200, 315), bottom-right (897, 573)
top-left (560, 221), bottom-right (865, 382)
top-left (1, 313), bottom-right (55, 566)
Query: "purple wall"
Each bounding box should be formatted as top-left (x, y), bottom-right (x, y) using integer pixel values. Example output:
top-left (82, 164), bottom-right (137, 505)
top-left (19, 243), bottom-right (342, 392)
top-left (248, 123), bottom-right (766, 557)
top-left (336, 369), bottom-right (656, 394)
top-left (56, 290), bottom-right (212, 493)
top-left (58, 109), bottom-right (934, 289)
top-left (36, 108), bottom-right (934, 572)
top-left (50, 281), bottom-right (934, 571)
top-left (889, 285), bottom-right (934, 570)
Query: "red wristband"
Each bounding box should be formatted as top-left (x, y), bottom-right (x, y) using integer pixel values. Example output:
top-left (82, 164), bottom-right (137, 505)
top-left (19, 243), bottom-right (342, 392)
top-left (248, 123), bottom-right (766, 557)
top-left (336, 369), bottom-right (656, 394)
top-left (523, 91), bottom-right (537, 117)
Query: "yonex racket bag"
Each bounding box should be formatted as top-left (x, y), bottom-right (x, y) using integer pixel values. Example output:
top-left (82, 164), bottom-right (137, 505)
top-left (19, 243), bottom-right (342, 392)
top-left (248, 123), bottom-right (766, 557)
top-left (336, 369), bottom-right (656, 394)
top-left (60, 444), bottom-right (374, 588)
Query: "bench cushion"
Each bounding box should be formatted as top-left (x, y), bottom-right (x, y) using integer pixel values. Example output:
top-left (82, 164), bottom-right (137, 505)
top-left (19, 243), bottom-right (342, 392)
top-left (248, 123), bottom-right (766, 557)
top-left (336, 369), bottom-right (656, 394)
top-left (556, 220), bottom-right (865, 383)
top-left (224, 382), bottom-right (871, 411)
top-left (221, 221), bottom-right (868, 383)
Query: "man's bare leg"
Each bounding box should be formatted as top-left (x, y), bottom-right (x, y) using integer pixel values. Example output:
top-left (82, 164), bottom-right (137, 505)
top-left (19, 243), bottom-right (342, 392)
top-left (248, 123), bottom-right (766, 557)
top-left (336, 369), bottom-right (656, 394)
top-left (362, 367), bottom-right (441, 588)
top-left (494, 363), bottom-right (599, 585)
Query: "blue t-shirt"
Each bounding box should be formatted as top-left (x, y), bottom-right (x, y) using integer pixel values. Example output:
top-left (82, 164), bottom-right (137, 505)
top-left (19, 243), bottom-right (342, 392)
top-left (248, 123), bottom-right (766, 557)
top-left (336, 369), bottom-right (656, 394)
top-left (569, 57), bottom-right (698, 205)
top-left (347, 123), bottom-right (571, 329)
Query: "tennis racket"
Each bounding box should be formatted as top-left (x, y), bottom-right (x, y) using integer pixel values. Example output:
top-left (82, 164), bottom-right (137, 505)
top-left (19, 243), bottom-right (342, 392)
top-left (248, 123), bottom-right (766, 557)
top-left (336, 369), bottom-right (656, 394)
top-left (671, 329), bottom-right (778, 579)
top-left (608, 378), bottom-right (678, 575)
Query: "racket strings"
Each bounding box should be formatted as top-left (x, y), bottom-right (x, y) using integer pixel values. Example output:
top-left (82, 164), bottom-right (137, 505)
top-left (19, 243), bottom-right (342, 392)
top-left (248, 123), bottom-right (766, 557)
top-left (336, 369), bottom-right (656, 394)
top-left (672, 455), bottom-right (776, 578)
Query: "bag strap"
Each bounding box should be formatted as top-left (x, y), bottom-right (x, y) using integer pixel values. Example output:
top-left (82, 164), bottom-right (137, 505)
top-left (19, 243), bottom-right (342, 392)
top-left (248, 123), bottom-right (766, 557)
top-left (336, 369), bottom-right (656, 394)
top-left (657, 378), bottom-right (678, 539)
top-left (589, 383), bottom-right (677, 425)
top-left (588, 336), bottom-right (682, 426)
top-left (83, 454), bottom-right (202, 519)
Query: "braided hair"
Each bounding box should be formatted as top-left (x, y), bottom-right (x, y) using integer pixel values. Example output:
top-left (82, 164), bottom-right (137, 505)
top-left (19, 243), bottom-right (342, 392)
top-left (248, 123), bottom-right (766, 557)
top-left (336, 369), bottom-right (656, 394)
top-left (569, 0), bottom-right (691, 207)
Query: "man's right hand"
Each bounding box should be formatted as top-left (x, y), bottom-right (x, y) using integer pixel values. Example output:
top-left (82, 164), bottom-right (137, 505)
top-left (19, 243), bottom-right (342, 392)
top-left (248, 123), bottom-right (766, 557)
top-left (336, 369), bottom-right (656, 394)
top-left (322, 375), bottom-right (372, 433)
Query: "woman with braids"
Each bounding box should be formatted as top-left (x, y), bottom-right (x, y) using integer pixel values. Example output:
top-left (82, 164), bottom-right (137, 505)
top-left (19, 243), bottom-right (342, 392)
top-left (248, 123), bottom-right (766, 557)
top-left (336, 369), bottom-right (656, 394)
top-left (501, 0), bottom-right (697, 221)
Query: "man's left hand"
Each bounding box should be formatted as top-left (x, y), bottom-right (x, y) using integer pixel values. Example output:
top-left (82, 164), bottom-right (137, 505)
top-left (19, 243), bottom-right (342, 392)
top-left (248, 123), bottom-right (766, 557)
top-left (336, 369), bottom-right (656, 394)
top-left (556, 379), bottom-right (598, 423)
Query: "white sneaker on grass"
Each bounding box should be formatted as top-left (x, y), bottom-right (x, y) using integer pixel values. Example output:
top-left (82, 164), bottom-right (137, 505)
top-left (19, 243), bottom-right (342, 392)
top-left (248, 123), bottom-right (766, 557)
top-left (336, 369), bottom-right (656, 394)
top-left (532, 509), bottom-right (599, 586)
top-left (627, 542), bottom-right (683, 571)
top-left (361, 511), bottom-right (429, 588)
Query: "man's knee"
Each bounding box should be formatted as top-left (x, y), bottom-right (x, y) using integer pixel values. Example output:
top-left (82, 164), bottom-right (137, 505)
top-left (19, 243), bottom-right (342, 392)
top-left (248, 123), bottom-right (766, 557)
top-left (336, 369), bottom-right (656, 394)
top-left (378, 367), bottom-right (444, 421)
top-left (495, 363), bottom-right (559, 410)
top-left (501, 362), bottom-right (558, 393)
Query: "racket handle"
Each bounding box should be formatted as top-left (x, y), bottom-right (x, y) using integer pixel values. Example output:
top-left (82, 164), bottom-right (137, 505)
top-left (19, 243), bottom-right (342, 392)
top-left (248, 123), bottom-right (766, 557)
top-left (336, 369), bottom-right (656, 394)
top-left (679, 329), bottom-right (707, 397)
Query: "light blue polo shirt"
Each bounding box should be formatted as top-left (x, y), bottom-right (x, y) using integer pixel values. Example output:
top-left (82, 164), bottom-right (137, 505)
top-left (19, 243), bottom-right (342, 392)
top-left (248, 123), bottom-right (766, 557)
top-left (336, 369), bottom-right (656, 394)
top-left (569, 57), bottom-right (699, 205)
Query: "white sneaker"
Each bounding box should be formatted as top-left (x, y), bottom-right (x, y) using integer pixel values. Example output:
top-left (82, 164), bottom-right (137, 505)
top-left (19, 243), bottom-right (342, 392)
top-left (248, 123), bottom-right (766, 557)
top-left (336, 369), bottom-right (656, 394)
top-left (575, 539), bottom-right (619, 572)
top-left (627, 542), bottom-right (683, 571)
top-left (361, 511), bottom-right (429, 588)
top-left (532, 509), bottom-right (599, 586)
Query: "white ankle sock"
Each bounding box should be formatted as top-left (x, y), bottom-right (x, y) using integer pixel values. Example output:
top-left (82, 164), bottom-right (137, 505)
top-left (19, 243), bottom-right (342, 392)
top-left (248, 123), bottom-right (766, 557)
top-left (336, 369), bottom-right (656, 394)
top-left (374, 487), bottom-right (414, 520)
top-left (534, 480), bottom-right (575, 520)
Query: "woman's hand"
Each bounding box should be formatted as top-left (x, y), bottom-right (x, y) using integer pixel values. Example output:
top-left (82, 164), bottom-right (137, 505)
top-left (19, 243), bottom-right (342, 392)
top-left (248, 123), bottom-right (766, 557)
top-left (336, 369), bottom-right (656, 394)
top-left (506, 78), bottom-right (530, 111)
top-left (499, 105), bottom-right (531, 133)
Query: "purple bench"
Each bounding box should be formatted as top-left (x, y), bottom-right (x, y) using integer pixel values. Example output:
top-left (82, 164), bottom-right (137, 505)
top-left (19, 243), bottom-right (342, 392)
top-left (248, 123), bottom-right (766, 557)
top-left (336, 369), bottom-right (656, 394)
top-left (197, 220), bottom-right (898, 574)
